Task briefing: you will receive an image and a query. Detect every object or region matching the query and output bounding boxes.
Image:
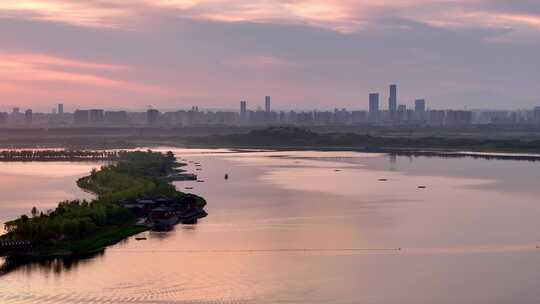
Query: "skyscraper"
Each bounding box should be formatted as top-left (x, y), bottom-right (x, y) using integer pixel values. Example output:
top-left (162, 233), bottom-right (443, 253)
top-left (73, 110), bottom-right (89, 124)
top-left (389, 84), bottom-right (397, 112)
top-left (0, 112), bottom-right (8, 124)
top-left (415, 99), bottom-right (426, 112)
top-left (265, 96), bottom-right (271, 112)
top-left (146, 109), bottom-right (160, 125)
top-left (24, 109), bottom-right (32, 125)
top-left (240, 101), bottom-right (247, 115)
top-left (534, 106), bottom-right (540, 123)
top-left (89, 109), bottom-right (105, 124)
top-left (58, 103), bottom-right (64, 115)
top-left (104, 111), bottom-right (128, 124)
top-left (240, 100), bottom-right (247, 124)
top-left (369, 93), bottom-right (379, 113)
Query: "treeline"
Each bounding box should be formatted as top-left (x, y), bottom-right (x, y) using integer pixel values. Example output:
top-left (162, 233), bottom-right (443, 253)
top-left (3, 200), bottom-right (132, 242)
top-left (0, 150), bottom-right (122, 161)
top-left (187, 126), bottom-right (540, 153)
top-left (2, 150), bottom-right (182, 245)
top-left (77, 150), bottom-right (180, 202)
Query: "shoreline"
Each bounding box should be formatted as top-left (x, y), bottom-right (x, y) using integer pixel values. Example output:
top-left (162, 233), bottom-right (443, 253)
top-left (1, 144), bottom-right (539, 162)
top-left (4, 223), bottom-right (148, 262)
top-left (0, 125), bottom-right (540, 157)
top-left (0, 151), bottom-right (207, 269)
top-left (146, 143), bottom-right (540, 161)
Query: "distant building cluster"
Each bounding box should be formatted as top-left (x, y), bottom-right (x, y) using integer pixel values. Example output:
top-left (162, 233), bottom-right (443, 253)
top-left (2, 87), bottom-right (540, 127)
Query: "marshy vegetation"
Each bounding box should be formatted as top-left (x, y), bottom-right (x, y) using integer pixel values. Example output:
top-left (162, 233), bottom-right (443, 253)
top-left (0, 150), bottom-right (123, 162)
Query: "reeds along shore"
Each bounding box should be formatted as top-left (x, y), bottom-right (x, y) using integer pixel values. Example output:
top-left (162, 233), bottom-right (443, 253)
top-left (0, 150), bottom-right (122, 162)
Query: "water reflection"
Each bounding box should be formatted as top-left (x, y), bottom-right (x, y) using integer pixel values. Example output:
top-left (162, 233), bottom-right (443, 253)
top-left (0, 162), bottom-right (98, 233)
top-left (1, 251), bottom-right (105, 277)
top-left (389, 153), bottom-right (397, 170)
top-left (1, 149), bottom-right (540, 303)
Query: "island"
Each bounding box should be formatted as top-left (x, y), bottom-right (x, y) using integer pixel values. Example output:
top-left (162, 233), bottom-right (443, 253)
top-left (0, 150), bottom-right (207, 262)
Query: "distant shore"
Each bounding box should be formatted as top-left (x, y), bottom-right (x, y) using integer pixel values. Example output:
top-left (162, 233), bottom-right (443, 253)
top-left (0, 126), bottom-right (539, 161)
top-left (0, 145), bottom-right (538, 163)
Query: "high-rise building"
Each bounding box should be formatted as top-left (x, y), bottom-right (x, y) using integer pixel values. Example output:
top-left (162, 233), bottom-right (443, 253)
top-left (105, 111), bottom-right (128, 124)
top-left (146, 109), bottom-right (160, 125)
top-left (415, 99), bottom-right (426, 112)
top-left (0, 112), bottom-right (8, 124)
top-left (240, 100), bottom-right (247, 124)
top-left (24, 109), bottom-right (33, 124)
top-left (534, 106), bottom-right (540, 123)
top-left (89, 109), bottom-right (105, 124)
top-left (240, 101), bottom-right (247, 115)
top-left (265, 96), bottom-right (271, 112)
top-left (389, 84), bottom-right (397, 112)
top-left (74, 110), bottom-right (89, 124)
top-left (58, 103), bottom-right (64, 115)
top-left (369, 93), bottom-right (379, 114)
top-left (445, 110), bottom-right (473, 126)
top-left (428, 110), bottom-right (445, 126)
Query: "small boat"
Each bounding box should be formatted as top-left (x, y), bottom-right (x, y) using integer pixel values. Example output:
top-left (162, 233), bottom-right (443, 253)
top-left (224, 173), bottom-right (229, 180)
top-left (197, 180), bottom-right (205, 183)
top-left (135, 237), bottom-right (147, 241)
top-left (378, 178), bottom-right (388, 182)
top-left (185, 187), bottom-right (193, 190)
top-left (334, 169), bottom-right (341, 172)
top-left (418, 186), bottom-right (427, 189)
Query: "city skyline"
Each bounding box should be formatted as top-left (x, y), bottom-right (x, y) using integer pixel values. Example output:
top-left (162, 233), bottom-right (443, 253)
top-left (0, 1), bottom-right (539, 110)
top-left (3, 82), bottom-right (535, 114)
top-left (3, 88), bottom-right (539, 127)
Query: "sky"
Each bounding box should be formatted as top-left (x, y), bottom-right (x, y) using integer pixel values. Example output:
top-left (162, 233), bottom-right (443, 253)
top-left (0, 0), bottom-right (539, 112)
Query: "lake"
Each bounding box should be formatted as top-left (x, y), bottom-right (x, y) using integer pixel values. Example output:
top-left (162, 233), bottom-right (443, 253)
top-left (1, 148), bottom-right (540, 304)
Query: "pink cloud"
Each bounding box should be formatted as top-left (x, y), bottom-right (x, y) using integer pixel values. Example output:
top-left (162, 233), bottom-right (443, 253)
top-left (0, 52), bottom-right (174, 108)
top-left (0, 0), bottom-right (538, 36)
top-left (226, 55), bottom-right (300, 69)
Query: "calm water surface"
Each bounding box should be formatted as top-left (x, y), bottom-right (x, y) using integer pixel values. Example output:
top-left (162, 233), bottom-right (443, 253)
top-left (1, 148), bottom-right (540, 304)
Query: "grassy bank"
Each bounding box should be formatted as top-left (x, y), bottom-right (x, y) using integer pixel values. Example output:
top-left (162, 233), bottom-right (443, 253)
top-left (62, 222), bottom-right (148, 256)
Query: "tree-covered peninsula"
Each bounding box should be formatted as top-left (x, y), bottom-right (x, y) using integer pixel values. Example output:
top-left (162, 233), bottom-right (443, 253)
top-left (1, 150), bottom-right (207, 260)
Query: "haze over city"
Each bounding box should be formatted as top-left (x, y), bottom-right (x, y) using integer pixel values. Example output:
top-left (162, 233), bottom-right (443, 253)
top-left (4, 2), bottom-right (540, 304)
top-left (1, 0), bottom-right (539, 111)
